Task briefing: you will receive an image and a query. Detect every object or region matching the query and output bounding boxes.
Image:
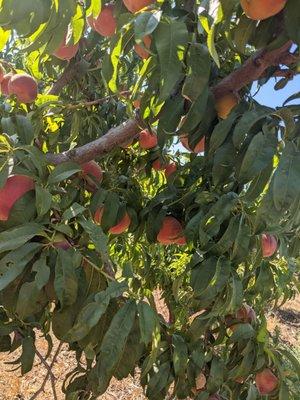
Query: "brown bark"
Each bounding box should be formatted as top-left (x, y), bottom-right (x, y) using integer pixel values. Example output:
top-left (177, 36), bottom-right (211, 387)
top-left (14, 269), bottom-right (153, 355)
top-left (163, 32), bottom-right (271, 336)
top-left (46, 41), bottom-right (296, 165)
top-left (46, 119), bottom-right (140, 165)
top-left (212, 41), bottom-right (294, 99)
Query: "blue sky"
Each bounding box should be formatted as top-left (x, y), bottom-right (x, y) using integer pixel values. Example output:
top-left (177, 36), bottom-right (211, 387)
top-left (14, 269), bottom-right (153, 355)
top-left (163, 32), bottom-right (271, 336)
top-left (252, 75), bottom-right (300, 107)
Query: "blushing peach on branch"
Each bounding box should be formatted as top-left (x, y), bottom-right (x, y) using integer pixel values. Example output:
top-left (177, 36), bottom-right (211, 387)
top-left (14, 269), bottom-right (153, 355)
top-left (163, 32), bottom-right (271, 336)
top-left (88, 5), bottom-right (116, 37)
top-left (53, 36), bottom-right (79, 60)
top-left (255, 368), bottom-right (278, 395)
top-left (8, 74), bottom-right (38, 103)
top-left (157, 216), bottom-right (186, 245)
top-left (0, 175), bottom-right (35, 221)
top-left (123, 0), bottom-right (155, 13)
top-left (94, 207), bottom-right (131, 234)
top-left (240, 0), bottom-right (286, 21)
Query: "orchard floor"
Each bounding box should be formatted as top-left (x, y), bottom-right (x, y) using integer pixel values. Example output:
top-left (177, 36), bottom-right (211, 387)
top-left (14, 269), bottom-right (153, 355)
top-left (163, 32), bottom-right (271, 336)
top-left (0, 295), bottom-right (299, 400)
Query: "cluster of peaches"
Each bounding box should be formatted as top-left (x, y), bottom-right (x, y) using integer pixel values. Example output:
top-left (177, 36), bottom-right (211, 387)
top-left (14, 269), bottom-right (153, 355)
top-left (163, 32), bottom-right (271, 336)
top-left (193, 303), bottom-right (279, 396)
top-left (0, 158), bottom-right (278, 256)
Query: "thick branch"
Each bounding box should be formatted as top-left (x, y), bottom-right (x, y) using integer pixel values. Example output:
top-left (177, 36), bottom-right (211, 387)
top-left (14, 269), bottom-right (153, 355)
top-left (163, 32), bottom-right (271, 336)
top-left (46, 41), bottom-right (297, 165)
top-left (48, 59), bottom-right (90, 96)
top-left (46, 118), bottom-right (140, 165)
top-left (213, 41), bottom-right (294, 99)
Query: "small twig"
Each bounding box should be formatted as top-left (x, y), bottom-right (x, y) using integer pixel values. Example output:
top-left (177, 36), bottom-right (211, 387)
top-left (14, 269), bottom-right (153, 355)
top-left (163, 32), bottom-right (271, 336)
top-left (29, 342), bottom-right (63, 400)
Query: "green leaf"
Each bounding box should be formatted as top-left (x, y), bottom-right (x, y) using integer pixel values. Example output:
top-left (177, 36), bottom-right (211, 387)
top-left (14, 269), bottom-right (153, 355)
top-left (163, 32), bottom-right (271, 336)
top-left (229, 324), bottom-right (255, 343)
top-left (0, 243), bottom-right (42, 291)
top-left (232, 109), bottom-right (269, 149)
top-left (273, 142), bottom-right (300, 211)
top-left (0, 27), bottom-right (10, 51)
top-left (48, 162), bottom-right (81, 185)
top-left (212, 140), bottom-right (236, 186)
top-left (134, 11), bottom-right (160, 40)
top-left (206, 358), bottom-right (225, 392)
top-left (246, 384), bottom-right (259, 400)
top-left (62, 203), bottom-right (86, 221)
top-left (209, 112), bottom-right (238, 154)
top-left (0, 223), bottom-right (43, 253)
top-left (16, 281), bottom-right (47, 319)
top-left (86, 0), bottom-right (102, 17)
top-left (20, 336), bottom-right (35, 375)
top-left (137, 301), bottom-right (159, 345)
top-left (279, 349), bottom-right (300, 377)
top-left (146, 361), bottom-right (172, 399)
top-left (65, 281), bottom-right (127, 342)
top-left (35, 185), bottom-right (52, 217)
top-left (172, 334), bottom-right (188, 377)
top-left (243, 162), bottom-right (273, 203)
top-left (182, 44), bottom-right (211, 102)
top-left (54, 249), bottom-right (80, 308)
top-left (179, 86), bottom-right (209, 133)
top-left (154, 19), bottom-right (188, 100)
top-left (32, 256), bottom-right (50, 290)
top-left (285, 0), bottom-right (300, 45)
top-left (238, 131), bottom-right (277, 183)
top-left (96, 301), bottom-right (136, 394)
top-left (191, 257), bottom-right (218, 296)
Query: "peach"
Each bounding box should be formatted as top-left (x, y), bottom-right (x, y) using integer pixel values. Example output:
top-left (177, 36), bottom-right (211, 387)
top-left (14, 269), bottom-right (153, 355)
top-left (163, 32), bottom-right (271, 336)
top-left (164, 162), bottom-right (177, 178)
top-left (123, 0), bottom-right (155, 13)
top-left (133, 98), bottom-right (141, 109)
top-left (236, 304), bottom-right (256, 323)
top-left (241, 0), bottom-right (286, 21)
top-left (1, 73), bottom-right (13, 96)
top-left (215, 93), bottom-right (239, 119)
top-left (180, 135), bottom-right (205, 153)
top-left (53, 233), bottom-right (72, 250)
top-left (255, 368), bottom-right (278, 395)
top-left (53, 36), bottom-right (79, 60)
top-left (261, 233), bottom-right (277, 257)
top-left (134, 35), bottom-right (152, 59)
top-left (195, 372), bottom-right (206, 390)
top-left (81, 160), bottom-right (103, 182)
top-left (8, 74), bottom-right (38, 103)
top-left (152, 159), bottom-right (165, 171)
top-left (94, 207), bottom-right (131, 234)
top-left (88, 5), bottom-right (116, 37)
top-left (157, 216), bottom-right (186, 245)
top-left (139, 129), bottom-right (158, 149)
top-left (0, 175), bottom-right (35, 221)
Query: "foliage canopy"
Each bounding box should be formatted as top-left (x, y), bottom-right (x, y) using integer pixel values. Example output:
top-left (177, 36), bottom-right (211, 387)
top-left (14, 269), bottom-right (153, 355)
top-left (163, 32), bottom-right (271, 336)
top-left (0, 0), bottom-right (300, 399)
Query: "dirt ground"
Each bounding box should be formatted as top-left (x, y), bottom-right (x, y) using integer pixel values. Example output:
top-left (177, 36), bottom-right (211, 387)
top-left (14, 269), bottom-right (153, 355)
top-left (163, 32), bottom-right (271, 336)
top-left (0, 295), bottom-right (299, 400)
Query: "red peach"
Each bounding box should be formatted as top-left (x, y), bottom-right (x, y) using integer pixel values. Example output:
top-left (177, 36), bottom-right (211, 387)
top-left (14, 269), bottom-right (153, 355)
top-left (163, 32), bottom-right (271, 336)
top-left (8, 74), bottom-right (38, 103)
top-left (88, 5), bottom-right (116, 37)
top-left (255, 368), bottom-right (278, 395)
top-left (1, 73), bottom-right (13, 96)
top-left (261, 233), bottom-right (277, 257)
top-left (123, 0), bottom-right (155, 13)
top-left (157, 216), bottom-right (186, 245)
top-left (139, 129), bottom-right (158, 149)
top-left (94, 207), bottom-right (131, 234)
top-left (134, 35), bottom-right (152, 60)
top-left (0, 175), bottom-right (35, 221)
top-left (53, 35), bottom-right (79, 60)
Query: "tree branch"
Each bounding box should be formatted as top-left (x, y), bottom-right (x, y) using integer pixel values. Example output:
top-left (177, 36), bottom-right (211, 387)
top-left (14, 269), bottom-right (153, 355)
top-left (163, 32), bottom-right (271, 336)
top-left (46, 41), bottom-right (297, 165)
top-left (48, 59), bottom-right (90, 96)
top-left (213, 41), bottom-right (294, 99)
top-left (46, 118), bottom-right (140, 165)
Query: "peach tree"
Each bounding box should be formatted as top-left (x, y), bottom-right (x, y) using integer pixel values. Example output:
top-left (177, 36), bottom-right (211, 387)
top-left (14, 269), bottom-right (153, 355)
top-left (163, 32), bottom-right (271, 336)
top-left (0, 0), bottom-right (299, 399)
